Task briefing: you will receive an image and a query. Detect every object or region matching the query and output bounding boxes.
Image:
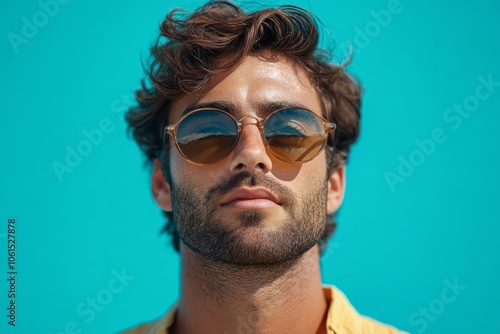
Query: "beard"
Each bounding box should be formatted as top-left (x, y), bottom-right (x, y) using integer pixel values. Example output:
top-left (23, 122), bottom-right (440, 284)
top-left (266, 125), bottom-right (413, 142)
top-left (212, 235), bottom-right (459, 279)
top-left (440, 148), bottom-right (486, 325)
top-left (171, 171), bottom-right (328, 266)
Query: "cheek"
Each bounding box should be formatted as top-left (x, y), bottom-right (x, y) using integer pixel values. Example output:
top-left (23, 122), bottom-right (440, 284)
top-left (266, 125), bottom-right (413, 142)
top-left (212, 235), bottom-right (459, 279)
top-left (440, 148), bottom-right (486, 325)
top-left (167, 153), bottom-right (192, 193)
top-left (169, 152), bottom-right (224, 192)
top-left (168, 145), bottom-right (194, 183)
top-left (301, 153), bottom-right (328, 178)
top-left (268, 150), bottom-right (328, 182)
top-left (168, 150), bottom-right (182, 181)
top-left (284, 157), bottom-right (328, 195)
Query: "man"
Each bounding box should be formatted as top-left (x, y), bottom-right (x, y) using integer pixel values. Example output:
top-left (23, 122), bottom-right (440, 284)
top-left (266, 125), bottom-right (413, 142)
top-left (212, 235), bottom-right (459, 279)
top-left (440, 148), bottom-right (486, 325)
top-left (123, 1), bottom-right (406, 333)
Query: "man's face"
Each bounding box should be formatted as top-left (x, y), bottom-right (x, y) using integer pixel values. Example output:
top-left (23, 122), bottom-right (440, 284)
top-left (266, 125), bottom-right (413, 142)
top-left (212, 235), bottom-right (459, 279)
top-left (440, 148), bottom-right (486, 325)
top-left (154, 53), bottom-right (344, 265)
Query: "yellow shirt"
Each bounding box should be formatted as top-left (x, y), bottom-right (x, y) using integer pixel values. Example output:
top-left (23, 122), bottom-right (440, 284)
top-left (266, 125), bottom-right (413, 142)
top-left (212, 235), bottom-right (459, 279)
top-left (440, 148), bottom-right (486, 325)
top-left (122, 286), bottom-right (407, 334)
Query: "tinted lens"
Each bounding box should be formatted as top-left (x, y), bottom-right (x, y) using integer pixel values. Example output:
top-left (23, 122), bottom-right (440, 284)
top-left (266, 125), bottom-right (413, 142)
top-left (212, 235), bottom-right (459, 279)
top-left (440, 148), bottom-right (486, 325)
top-left (175, 110), bottom-right (238, 164)
top-left (264, 109), bottom-right (326, 162)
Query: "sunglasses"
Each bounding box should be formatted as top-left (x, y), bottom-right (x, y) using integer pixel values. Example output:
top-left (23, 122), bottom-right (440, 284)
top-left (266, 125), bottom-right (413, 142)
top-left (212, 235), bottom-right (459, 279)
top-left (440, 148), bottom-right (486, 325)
top-left (163, 108), bottom-right (336, 165)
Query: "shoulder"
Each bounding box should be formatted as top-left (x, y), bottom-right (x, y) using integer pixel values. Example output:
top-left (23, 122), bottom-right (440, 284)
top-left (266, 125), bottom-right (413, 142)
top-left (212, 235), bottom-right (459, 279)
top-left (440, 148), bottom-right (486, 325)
top-left (324, 285), bottom-right (408, 334)
top-left (120, 322), bottom-right (158, 334)
top-left (119, 304), bottom-right (177, 334)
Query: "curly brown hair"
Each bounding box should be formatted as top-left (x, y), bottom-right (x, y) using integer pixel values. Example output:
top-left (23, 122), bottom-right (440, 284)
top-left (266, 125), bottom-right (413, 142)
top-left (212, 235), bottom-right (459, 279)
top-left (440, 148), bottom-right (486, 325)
top-left (126, 0), bottom-right (362, 253)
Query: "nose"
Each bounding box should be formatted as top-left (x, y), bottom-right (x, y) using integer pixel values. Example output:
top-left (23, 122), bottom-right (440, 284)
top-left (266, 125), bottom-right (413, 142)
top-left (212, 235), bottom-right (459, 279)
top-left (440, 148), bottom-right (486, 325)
top-left (228, 117), bottom-right (273, 173)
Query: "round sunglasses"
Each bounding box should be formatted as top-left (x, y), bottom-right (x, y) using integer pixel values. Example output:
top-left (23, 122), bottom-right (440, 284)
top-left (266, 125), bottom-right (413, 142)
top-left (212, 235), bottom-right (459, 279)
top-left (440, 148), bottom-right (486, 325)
top-left (163, 108), bottom-right (336, 165)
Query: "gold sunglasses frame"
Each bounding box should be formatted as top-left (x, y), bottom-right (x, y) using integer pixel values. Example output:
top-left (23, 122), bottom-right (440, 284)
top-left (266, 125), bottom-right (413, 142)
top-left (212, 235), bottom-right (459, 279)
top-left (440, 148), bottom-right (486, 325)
top-left (162, 108), bottom-right (336, 165)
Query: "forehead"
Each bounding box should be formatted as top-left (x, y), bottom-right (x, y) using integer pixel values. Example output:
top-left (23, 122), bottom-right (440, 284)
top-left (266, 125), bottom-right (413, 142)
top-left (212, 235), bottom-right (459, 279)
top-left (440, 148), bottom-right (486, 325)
top-left (169, 54), bottom-right (322, 123)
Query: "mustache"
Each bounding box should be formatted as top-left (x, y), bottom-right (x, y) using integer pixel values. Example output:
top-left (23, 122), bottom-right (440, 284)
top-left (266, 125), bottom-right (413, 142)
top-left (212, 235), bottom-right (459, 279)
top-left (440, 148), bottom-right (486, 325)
top-left (205, 171), bottom-right (294, 206)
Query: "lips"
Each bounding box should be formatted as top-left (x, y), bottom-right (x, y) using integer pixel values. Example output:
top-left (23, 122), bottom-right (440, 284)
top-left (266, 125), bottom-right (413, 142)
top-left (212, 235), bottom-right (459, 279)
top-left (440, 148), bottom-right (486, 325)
top-left (220, 188), bottom-right (281, 209)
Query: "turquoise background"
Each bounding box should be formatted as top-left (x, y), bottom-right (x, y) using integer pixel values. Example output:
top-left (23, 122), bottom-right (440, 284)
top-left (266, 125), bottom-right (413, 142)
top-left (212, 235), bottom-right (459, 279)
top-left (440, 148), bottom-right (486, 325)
top-left (1, 0), bottom-right (499, 333)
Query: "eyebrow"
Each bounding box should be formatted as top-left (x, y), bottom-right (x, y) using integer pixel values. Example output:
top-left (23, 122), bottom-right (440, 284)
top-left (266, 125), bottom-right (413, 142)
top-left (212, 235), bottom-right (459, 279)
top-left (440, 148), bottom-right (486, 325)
top-left (257, 101), bottom-right (311, 115)
top-left (180, 101), bottom-right (237, 116)
top-left (180, 100), bottom-right (312, 118)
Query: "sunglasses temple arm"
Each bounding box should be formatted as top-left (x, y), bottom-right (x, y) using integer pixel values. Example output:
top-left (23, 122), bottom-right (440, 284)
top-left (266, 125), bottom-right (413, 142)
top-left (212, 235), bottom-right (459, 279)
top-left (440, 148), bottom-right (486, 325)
top-left (160, 126), bottom-right (173, 157)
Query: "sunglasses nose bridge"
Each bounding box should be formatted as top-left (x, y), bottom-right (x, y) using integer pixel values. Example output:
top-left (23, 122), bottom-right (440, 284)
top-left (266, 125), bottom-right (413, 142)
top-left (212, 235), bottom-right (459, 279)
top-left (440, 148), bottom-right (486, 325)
top-left (236, 115), bottom-right (265, 135)
top-left (229, 114), bottom-right (273, 172)
top-left (233, 114), bottom-right (268, 149)
top-left (237, 115), bottom-right (264, 125)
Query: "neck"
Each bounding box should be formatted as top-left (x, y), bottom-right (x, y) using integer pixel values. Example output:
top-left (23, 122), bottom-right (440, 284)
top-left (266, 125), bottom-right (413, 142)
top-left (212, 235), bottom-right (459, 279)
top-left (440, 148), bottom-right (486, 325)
top-left (171, 245), bottom-right (327, 334)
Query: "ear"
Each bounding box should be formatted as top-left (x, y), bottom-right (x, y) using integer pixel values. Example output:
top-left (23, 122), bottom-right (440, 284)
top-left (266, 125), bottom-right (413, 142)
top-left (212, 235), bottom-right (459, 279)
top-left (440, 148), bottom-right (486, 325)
top-left (327, 166), bottom-right (346, 214)
top-left (151, 159), bottom-right (172, 211)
